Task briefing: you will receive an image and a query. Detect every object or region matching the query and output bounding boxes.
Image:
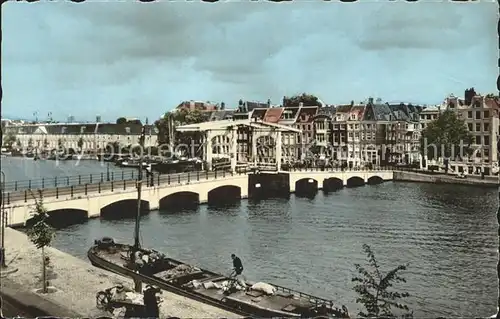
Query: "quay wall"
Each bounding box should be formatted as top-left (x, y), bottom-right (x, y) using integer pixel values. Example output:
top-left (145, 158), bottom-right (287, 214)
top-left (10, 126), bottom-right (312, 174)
top-left (2, 227), bottom-right (240, 318)
top-left (393, 170), bottom-right (499, 188)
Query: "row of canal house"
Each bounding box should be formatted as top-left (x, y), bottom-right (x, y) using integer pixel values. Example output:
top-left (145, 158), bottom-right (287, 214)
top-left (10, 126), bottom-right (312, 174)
top-left (200, 99), bottom-right (424, 168)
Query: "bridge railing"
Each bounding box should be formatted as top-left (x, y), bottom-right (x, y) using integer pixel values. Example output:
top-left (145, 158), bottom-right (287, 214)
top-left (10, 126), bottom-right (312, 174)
top-left (2, 170), bottom-right (139, 192)
top-left (282, 166), bottom-right (395, 172)
top-left (4, 170), bottom-right (244, 205)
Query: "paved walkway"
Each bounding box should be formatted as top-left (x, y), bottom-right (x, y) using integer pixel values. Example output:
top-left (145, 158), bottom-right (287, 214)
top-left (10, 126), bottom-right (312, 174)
top-left (2, 227), bottom-right (240, 318)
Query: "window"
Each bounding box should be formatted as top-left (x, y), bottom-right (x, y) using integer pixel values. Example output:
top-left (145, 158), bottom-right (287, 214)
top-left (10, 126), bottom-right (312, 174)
top-left (484, 135), bottom-right (490, 145)
top-left (475, 123), bottom-right (481, 132)
top-left (475, 111), bottom-right (481, 120)
top-left (484, 123), bottom-right (490, 132)
top-left (475, 136), bottom-right (481, 145)
top-left (484, 149), bottom-right (490, 158)
top-left (484, 110), bottom-right (490, 118)
top-left (468, 111), bottom-right (473, 119)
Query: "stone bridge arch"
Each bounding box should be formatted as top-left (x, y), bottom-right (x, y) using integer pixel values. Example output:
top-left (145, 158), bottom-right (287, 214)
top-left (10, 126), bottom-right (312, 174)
top-left (323, 177), bottom-right (344, 192)
top-left (346, 176), bottom-right (365, 187)
top-left (295, 178), bottom-right (318, 196)
top-left (26, 208), bottom-right (88, 228)
top-left (100, 199), bottom-right (150, 219)
top-left (159, 191), bottom-right (200, 210)
top-left (367, 175), bottom-right (384, 185)
top-left (208, 185), bottom-right (241, 205)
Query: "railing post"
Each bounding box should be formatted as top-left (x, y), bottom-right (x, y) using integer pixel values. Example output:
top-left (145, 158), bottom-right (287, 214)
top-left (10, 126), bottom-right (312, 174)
top-left (54, 177), bottom-right (58, 187)
top-left (122, 171), bottom-right (124, 180)
top-left (7, 193), bottom-right (10, 205)
top-left (157, 174), bottom-right (160, 186)
top-left (56, 187), bottom-right (59, 199)
top-left (223, 170), bottom-right (225, 178)
top-left (123, 180), bottom-right (126, 190)
top-left (85, 184), bottom-right (88, 195)
top-left (78, 175), bottom-right (81, 185)
top-left (66, 176), bottom-right (69, 186)
top-left (167, 175), bottom-right (170, 185)
top-left (131, 171), bottom-right (134, 179)
top-left (98, 182), bottom-right (101, 193)
top-left (206, 171), bottom-right (208, 180)
top-left (215, 170), bottom-right (218, 179)
top-left (197, 171), bottom-right (200, 181)
top-left (14, 181), bottom-right (17, 191)
top-left (187, 172), bottom-right (190, 183)
top-left (90, 174), bottom-right (93, 184)
top-left (111, 172), bottom-right (114, 181)
top-left (42, 178), bottom-right (45, 189)
top-left (111, 181), bottom-right (114, 192)
top-left (101, 173), bottom-right (104, 182)
top-left (28, 180), bottom-right (31, 189)
top-left (24, 190), bottom-right (27, 202)
top-left (178, 174), bottom-right (181, 184)
top-left (71, 185), bottom-right (74, 197)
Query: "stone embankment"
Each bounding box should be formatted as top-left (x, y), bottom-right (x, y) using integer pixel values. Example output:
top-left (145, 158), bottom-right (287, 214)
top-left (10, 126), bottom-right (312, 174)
top-left (1, 228), bottom-right (240, 318)
top-left (394, 170), bottom-right (499, 188)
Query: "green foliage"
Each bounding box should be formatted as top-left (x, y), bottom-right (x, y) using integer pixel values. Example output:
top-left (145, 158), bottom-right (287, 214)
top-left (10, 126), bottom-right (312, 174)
top-left (26, 193), bottom-right (55, 250)
top-left (57, 138), bottom-right (63, 147)
top-left (283, 93), bottom-right (322, 107)
top-left (43, 138), bottom-right (49, 148)
top-left (116, 117), bottom-right (127, 124)
top-left (352, 244), bottom-right (412, 318)
top-left (28, 138), bottom-right (33, 147)
top-left (16, 138), bottom-right (21, 147)
top-left (420, 110), bottom-right (472, 160)
top-left (155, 109), bottom-right (208, 147)
top-left (3, 132), bottom-right (16, 147)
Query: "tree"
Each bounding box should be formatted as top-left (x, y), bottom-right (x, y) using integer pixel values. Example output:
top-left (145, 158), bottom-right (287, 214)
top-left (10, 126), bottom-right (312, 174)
top-left (26, 191), bottom-right (55, 294)
top-left (43, 138), bottom-right (49, 148)
top-left (283, 93), bottom-right (322, 107)
top-left (77, 137), bottom-right (84, 150)
top-left (3, 132), bottom-right (16, 148)
top-left (116, 117), bottom-right (127, 124)
top-left (420, 110), bottom-right (473, 165)
top-left (16, 138), bottom-right (21, 148)
top-left (155, 109), bottom-right (208, 149)
top-left (28, 138), bottom-right (33, 148)
top-left (57, 138), bottom-right (63, 149)
top-left (352, 244), bottom-right (412, 318)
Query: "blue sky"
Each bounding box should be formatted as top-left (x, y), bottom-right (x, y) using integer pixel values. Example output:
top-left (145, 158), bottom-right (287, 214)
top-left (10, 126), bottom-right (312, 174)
top-left (2, 1), bottom-right (497, 122)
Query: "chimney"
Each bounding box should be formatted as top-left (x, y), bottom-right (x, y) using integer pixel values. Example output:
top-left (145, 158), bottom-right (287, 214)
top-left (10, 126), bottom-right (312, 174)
top-left (350, 100), bottom-right (354, 107)
top-left (368, 97), bottom-right (374, 104)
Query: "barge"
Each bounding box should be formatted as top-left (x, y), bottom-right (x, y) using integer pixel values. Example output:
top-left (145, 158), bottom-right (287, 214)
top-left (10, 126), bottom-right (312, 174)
top-left (88, 238), bottom-right (349, 318)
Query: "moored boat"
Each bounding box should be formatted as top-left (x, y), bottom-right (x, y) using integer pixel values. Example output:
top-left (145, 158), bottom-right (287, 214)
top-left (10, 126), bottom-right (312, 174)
top-left (88, 238), bottom-right (349, 318)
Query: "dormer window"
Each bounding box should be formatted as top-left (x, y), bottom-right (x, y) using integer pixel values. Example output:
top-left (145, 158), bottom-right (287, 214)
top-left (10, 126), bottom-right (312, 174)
top-left (125, 127), bottom-right (131, 134)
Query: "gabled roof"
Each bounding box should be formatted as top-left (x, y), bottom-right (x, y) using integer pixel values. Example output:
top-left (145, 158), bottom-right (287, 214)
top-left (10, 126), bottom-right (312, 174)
top-left (263, 108), bottom-right (284, 123)
top-left (251, 108), bottom-right (267, 120)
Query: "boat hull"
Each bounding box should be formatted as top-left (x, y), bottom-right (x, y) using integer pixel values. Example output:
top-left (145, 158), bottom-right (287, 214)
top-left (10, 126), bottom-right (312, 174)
top-left (88, 243), bottom-right (347, 318)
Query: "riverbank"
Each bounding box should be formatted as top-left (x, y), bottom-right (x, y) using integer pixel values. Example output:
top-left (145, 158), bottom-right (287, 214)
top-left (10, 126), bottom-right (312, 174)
top-left (1, 227), bottom-right (240, 318)
top-left (394, 170), bottom-right (499, 188)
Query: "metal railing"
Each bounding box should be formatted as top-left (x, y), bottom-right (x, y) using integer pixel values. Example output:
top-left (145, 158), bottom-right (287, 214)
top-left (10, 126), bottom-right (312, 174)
top-left (2, 170), bottom-right (139, 192)
top-left (4, 170), bottom-right (245, 205)
top-left (282, 166), bottom-right (395, 172)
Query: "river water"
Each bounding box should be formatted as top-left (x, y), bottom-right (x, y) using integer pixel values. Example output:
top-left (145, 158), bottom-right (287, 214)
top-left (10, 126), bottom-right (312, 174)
top-left (2, 158), bottom-right (498, 318)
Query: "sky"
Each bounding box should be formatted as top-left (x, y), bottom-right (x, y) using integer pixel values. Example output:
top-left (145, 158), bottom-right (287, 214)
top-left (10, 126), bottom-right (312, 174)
top-left (1, 1), bottom-right (498, 122)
